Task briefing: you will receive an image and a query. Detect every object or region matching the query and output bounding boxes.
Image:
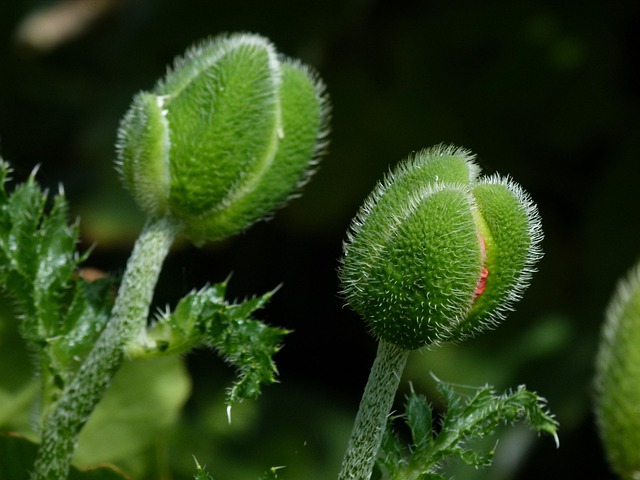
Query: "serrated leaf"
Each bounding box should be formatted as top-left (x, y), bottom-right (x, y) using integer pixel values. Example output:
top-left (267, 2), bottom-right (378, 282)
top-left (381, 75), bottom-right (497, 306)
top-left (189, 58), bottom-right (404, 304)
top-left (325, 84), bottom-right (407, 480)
top-left (193, 457), bottom-right (215, 480)
top-left (126, 280), bottom-right (288, 406)
top-left (193, 463), bottom-right (214, 480)
top-left (377, 380), bottom-right (558, 480)
top-left (377, 426), bottom-right (406, 479)
top-left (0, 160), bottom-right (115, 412)
top-left (405, 388), bottom-right (433, 458)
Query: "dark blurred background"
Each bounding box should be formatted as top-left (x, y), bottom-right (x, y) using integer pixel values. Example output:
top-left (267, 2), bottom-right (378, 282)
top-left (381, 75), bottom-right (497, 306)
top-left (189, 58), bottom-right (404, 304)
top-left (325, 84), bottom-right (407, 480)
top-left (1, 0), bottom-right (639, 478)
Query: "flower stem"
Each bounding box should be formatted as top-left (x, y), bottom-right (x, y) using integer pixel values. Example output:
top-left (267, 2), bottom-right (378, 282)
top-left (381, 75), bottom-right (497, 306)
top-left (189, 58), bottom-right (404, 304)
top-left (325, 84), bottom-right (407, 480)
top-left (31, 216), bottom-right (179, 480)
top-left (338, 340), bottom-right (409, 480)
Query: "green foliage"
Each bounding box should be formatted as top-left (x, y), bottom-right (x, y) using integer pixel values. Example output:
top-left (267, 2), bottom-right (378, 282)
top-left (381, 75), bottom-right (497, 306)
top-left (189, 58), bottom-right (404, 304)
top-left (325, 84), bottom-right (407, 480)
top-left (126, 281), bottom-right (288, 406)
top-left (74, 357), bottom-right (190, 477)
top-left (0, 156), bottom-right (289, 477)
top-left (0, 160), bottom-right (115, 412)
top-left (0, 433), bottom-right (130, 480)
top-left (377, 381), bottom-right (558, 480)
top-left (0, 306), bottom-right (193, 478)
top-left (193, 459), bottom-right (214, 480)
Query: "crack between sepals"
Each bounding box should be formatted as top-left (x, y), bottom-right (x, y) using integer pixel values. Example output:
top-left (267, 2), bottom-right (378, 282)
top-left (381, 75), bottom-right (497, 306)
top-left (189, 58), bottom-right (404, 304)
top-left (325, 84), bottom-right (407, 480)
top-left (473, 233), bottom-right (489, 300)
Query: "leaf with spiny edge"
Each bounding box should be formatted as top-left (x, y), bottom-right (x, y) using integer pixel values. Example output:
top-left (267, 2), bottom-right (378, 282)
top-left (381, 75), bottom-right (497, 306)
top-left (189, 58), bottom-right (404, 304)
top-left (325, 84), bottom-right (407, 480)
top-left (126, 279), bottom-right (288, 406)
top-left (0, 159), bottom-right (115, 405)
top-left (377, 378), bottom-right (558, 479)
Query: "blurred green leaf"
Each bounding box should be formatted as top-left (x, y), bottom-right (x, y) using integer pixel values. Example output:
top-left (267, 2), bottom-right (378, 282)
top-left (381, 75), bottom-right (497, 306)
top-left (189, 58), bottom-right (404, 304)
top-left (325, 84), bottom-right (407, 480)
top-left (74, 357), bottom-right (190, 478)
top-left (0, 299), bottom-right (37, 436)
top-left (0, 433), bottom-right (131, 480)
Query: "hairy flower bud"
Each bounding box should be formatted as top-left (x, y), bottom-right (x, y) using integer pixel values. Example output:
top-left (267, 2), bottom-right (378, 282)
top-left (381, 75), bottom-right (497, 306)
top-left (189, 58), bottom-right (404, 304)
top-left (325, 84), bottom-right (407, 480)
top-left (595, 262), bottom-right (640, 479)
top-left (339, 145), bottom-right (543, 350)
top-left (117, 33), bottom-right (329, 245)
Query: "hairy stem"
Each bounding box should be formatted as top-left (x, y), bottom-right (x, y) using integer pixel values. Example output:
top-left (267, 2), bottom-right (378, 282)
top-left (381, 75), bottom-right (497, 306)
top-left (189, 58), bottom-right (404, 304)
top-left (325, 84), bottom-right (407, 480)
top-left (338, 340), bottom-right (409, 480)
top-left (31, 216), bottom-right (179, 480)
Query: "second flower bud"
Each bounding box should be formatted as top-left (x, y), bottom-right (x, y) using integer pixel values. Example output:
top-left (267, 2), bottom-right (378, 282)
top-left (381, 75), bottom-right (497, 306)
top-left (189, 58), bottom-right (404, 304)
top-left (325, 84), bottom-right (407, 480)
top-left (339, 145), bottom-right (543, 350)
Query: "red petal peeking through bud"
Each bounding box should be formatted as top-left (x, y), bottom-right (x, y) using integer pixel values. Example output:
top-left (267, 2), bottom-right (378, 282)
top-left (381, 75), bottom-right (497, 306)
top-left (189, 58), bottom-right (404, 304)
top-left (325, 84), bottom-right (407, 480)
top-left (474, 266), bottom-right (489, 299)
top-left (474, 235), bottom-right (489, 299)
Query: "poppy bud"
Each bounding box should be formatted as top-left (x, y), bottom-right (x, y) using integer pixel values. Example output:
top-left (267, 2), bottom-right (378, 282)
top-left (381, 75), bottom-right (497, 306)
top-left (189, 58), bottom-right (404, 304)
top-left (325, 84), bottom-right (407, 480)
top-left (117, 33), bottom-right (329, 245)
top-left (595, 262), bottom-right (640, 479)
top-left (339, 145), bottom-right (543, 350)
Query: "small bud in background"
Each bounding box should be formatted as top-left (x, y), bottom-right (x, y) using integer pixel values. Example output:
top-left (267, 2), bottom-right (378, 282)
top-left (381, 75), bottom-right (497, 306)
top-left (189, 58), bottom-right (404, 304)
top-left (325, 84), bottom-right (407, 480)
top-left (117, 33), bottom-right (330, 245)
top-left (595, 262), bottom-right (640, 479)
top-left (339, 145), bottom-right (543, 350)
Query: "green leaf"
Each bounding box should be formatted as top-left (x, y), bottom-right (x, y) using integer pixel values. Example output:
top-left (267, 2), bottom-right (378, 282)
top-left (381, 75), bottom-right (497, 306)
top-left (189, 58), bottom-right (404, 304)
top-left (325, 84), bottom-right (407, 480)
top-left (0, 298), bottom-right (37, 435)
top-left (0, 433), bottom-right (131, 480)
top-left (378, 424), bottom-right (405, 478)
top-left (74, 357), bottom-right (190, 478)
top-left (126, 280), bottom-right (288, 406)
top-left (0, 160), bottom-right (115, 409)
top-left (405, 386), bottom-right (433, 460)
top-left (378, 379), bottom-right (558, 480)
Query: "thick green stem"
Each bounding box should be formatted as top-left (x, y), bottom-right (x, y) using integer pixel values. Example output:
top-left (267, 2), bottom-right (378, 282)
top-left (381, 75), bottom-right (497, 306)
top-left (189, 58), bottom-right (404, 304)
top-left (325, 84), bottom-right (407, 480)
top-left (338, 340), bottom-right (409, 480)
top-left (31, 216), bottom-right (179, 480)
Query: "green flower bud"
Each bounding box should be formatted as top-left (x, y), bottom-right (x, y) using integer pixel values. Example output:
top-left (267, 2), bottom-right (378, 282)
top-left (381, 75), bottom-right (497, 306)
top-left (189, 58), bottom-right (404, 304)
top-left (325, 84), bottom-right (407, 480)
top-left (595, 263), bottom-right (640, 479)
top-left (339, 145), bottom-right (543, 350)
top-left (117, 33), bottom-right (329, 245)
